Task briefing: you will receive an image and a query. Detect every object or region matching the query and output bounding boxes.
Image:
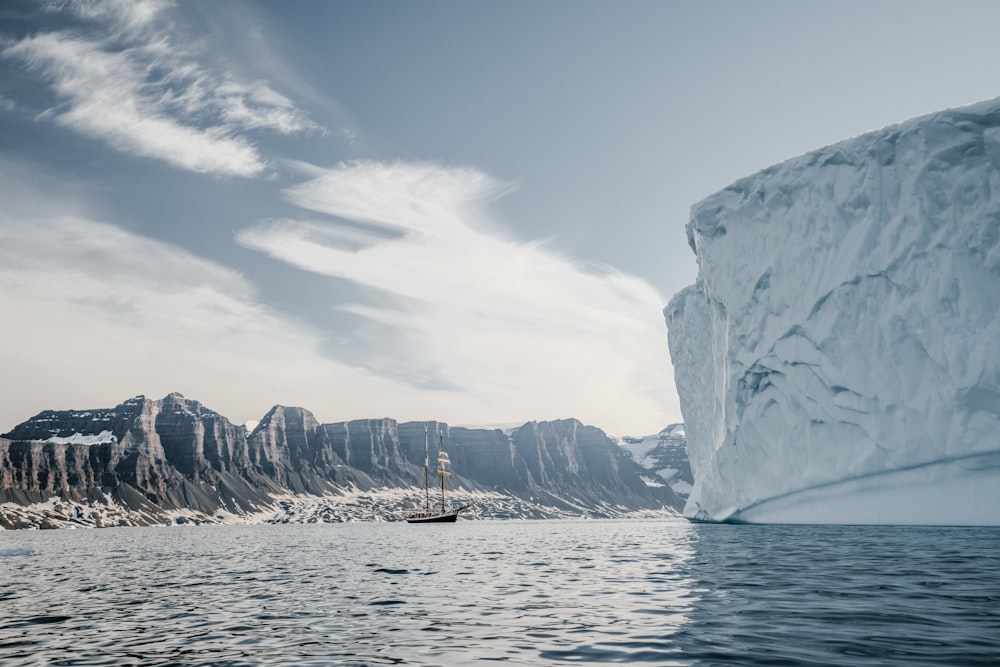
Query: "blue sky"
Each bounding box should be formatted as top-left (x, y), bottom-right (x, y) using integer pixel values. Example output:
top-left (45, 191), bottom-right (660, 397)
top-left (2, 0), bottom-right (1000, 435)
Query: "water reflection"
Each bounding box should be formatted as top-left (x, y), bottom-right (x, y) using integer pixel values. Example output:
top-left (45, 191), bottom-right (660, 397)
top-left (1, 520), bottom-right (705, 666)
top-left (1, 521), bottom-right (996, 666)
top-left (530, 520), bottom-right (699, 664)
top-left (671, 524), bottom-right (1000, 666)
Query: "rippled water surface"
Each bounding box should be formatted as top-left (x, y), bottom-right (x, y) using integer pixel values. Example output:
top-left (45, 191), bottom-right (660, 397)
top-left (1, 520), bottom-right (998, 666)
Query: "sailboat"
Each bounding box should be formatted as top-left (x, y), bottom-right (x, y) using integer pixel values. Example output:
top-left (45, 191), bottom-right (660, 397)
top-left (406, 426), bottom-right (472, 523)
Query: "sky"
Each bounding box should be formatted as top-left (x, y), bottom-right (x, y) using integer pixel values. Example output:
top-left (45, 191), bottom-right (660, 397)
top-left (2, 0), bottom-right (1000, 436)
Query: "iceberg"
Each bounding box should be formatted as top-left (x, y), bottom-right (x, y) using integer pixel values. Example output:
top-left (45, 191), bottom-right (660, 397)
top-left (666, 98), bottom-right (1000, 525)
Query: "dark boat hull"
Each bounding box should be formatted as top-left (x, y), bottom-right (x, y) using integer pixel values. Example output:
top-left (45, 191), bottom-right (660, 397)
top-left (404, 503), bottom-right (473, 523)
top-left (405, 511), bottom-right (459, 523)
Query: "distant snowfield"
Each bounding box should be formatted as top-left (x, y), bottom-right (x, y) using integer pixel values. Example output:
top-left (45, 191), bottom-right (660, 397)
top-left (45, 430), bottom-right (116, 445)
top-left (0, 488), bottom-right (678, 530)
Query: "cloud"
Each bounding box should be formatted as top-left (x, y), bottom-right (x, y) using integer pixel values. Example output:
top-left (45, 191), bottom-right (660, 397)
top-left (0, 160), bottom-right (412, 430)
top-left (2, 0), bottom-right (320, 176)
top-left (57, 0), bottom-right (171, 35)
top-left (238, 161), bottom-right (679, 434)
top-left (280, 160), bottom-right (515, 234)
top-left (0, 205), bottom-right (413, 431)
top-left (6, 33), bottom-right (265, 177)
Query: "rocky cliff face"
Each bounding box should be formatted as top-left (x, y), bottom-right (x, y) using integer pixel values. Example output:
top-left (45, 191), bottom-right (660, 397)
top-left (321, 418), bottom-right (416, 486)
top-left (619, 424), bottom-right (693, 500)
top-left (1, 393), bottom-right (276, 521)
top-left (445, 425), bottom-right (529, 491)
top-left (508, 420), bottom-right (664, 510)
top-left (247, 406), bottom-right (375, 494)
top-left (0, 394), bottom-right (680, 528)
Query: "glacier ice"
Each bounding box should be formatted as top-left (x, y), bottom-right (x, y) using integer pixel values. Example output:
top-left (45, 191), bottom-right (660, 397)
top-left (666, 98), bottom-right (1000, 525)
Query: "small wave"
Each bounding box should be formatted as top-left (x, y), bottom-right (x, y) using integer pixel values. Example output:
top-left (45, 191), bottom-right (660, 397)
top-left (0, 547), bottom-right (35, 557)
top-left (21, 616), bottom-right (72, 626)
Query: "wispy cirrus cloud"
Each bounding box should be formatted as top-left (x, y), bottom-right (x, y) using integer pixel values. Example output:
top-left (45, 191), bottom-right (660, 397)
top-left (54, 0), bottom-right (170, 35)
top-left (2, 0), bottom-right (320, 176)
top-left (238, 161), bottom-right (678, 434)
top-left (0, 173), bottom-right (408, 430)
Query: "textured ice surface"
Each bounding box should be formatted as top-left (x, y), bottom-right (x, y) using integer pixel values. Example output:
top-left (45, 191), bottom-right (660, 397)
top-left (666, 98), bottom-right (1000, 525)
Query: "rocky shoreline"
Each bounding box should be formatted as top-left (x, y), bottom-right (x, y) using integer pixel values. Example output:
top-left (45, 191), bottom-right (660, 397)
top-left (0, 487), bottom-right (679, 530)
top-left (1, 393), bottom-right (687, 530)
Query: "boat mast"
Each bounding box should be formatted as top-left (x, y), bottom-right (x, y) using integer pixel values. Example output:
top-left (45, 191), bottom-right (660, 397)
top-left (423, 425), bottom-right (430, 514)
top-left (437, 432), bottom-right (450, 513)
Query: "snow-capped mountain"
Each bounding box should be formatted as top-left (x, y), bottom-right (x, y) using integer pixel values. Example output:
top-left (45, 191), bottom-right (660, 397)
top-left (617, 424), bottom-right (692, 500)
top-left (0, 394), bottom-right (681, 529)
top-left (666, 98), bottom-right (1000, 525)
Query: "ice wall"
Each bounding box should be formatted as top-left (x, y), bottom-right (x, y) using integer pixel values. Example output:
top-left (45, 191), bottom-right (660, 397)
top-left (666, 98), bottom-right (1000, 525)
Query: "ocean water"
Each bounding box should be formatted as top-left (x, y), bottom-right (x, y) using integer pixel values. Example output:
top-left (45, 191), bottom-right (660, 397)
top-left (0, 519), bottom-right (998, 666)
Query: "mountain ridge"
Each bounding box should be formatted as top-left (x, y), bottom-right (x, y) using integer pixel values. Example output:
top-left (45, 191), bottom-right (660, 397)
top-left (0, 393), bottom-right (683, 529)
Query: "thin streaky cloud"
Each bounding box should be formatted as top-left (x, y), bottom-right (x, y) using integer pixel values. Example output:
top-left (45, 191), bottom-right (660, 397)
top-left (249, 218), bottom-right (403, 254)
top-left (3, 0), bottom-right (320, 176)
top-left (281, 160), bottom-right (516, 236)
top-left (238, 160), bottom-right (678, 433)
top-left (216, 79), bottom-right (319, 135)
top-left (0, 203), bottom-right (414, 430)
top-left (7, 32), bottom-right (265, 176)
top-left (56, 0), bottom-right (171, 35)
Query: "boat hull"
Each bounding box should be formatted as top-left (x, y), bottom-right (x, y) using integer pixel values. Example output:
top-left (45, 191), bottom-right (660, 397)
top-left (404, 503), bottom-right (474, 523)
top-left (405, 511), bottom-right (459, 523)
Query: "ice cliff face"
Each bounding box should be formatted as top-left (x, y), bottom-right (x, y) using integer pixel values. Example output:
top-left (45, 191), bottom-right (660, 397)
top-left (666, 98), bottom-right (1000, 525)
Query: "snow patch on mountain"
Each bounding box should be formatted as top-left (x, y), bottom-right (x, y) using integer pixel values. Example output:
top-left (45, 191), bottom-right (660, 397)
top-left (617, 424), bottom-right (692, 500)
top-left (45, 430), bottom-right (116, 445)
top-left (0, 488), bottom-right (678, 530)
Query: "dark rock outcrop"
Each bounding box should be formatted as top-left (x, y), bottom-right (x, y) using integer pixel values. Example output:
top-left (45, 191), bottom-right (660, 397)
top-left (1, 394), bottom-right (275, 518)
top-left (620, 424), bottom-right (693, 499)
top-left (650, 424), bottom-right (693, 491)
top-left (1, 393), bottom-right (681, 528)
top-left (247, 406), bottom-right (373, 494)
top-left (508, 420), bottom-right (675, 511)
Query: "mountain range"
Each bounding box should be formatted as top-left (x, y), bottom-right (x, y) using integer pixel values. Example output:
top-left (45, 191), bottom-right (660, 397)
top-left (0, 393), bottom-right (684, 529)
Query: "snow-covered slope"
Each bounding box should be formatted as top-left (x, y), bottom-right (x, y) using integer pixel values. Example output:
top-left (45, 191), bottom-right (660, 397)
top-left (618, 424), bottom-right (692, 499)
top-left (666, 98), bottom-right (1000, 525)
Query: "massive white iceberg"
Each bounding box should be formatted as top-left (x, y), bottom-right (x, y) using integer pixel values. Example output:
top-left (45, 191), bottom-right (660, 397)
top-left (666, 98), bottom-right (1000, 525)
